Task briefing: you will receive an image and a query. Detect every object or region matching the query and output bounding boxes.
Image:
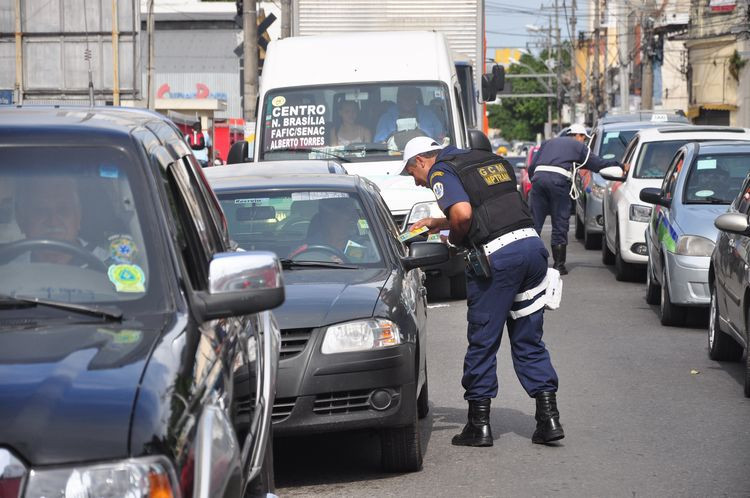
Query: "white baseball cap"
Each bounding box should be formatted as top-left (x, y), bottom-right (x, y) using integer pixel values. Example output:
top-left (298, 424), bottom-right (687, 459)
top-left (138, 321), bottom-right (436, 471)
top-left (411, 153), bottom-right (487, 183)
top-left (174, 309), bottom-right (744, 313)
top-left (400, 137), bottom-right (444, 174)
top-left (568, 123), bottom-right (591, 138)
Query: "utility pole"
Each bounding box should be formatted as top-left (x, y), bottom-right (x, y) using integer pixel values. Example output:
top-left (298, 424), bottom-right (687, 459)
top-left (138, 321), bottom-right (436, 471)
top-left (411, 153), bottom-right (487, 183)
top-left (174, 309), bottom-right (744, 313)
top-left (14, 0), bottom-right (23, 104)
top-left (570, 0), bottom-right (578, 123)
top-left (547, 14), bottom-right (553, 138)
top-left (554, 0), bottom-right (562, 128)
top-left (281, 0), bottom-right (291, 38)
top-left (593, 0), bottom-right (601, 116)
top-left (641, 3), bottom-right (655, 110)
top-left (147, 0), bottom-right (155, 109)
top-left (243, 0), bottom-right (258, 121)
top-left (618, 0), bottom-right (630, 111)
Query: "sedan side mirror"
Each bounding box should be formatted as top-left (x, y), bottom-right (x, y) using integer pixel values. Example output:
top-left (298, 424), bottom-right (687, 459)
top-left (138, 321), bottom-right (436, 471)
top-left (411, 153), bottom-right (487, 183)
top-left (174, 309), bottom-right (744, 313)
top-left (227, 140), bottom-right (249, 165)
top-left (195, 251), bottom-right (285, 320)
top-left (599, 166), bottom-right (626, 182)
top-left (639, 187), bottom-right (671, 208)
top-left (714, 212), bottom-right (750, 235)
top-left (402, 241), bottom-right (449, 271)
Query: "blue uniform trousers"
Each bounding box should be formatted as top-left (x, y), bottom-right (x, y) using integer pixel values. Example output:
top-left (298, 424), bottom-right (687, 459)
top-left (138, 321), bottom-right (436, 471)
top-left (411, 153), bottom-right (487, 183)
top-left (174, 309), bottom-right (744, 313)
top-left (462, 236), bottom-right (559, 400)
top-left (530, 172), bottom-right (571, 246)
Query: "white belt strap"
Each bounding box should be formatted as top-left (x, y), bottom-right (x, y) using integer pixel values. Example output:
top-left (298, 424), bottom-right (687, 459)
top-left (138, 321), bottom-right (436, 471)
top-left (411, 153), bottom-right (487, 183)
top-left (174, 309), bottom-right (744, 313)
top-left (509, 268), bottom-right (563, 319)
top-left (483, 228), bottom-right (539, 257)
top-left (534, 165), bottom-right (572, 179)
top-left (514, 276), bottom-right (548, 302)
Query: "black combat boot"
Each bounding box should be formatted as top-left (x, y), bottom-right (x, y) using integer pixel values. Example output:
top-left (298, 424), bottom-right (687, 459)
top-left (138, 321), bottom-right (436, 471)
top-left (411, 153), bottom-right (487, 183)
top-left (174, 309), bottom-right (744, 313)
top-left (451, 399), bottom-right (493, 447)
top-left (551, 244), bottom-right (568, 275)
top-left (532, 391), bottom-right (565, 444)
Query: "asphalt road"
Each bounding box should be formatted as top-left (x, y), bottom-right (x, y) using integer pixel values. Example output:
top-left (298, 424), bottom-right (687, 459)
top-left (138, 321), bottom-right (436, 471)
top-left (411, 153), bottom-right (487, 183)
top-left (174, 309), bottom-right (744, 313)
top-left (274, 227), bottom-right (750, 497)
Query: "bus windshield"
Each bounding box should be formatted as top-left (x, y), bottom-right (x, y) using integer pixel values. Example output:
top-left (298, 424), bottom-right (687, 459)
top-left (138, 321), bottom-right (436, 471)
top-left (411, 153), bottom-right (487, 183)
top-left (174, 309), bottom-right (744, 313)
top-left (260, 82), bottom-right (455, 163)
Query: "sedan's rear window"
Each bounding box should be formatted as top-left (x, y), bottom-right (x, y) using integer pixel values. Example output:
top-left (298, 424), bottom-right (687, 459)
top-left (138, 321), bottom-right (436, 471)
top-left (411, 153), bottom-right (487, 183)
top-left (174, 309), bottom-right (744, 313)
top-left (684, 153), bottom-right (750, 204)
top-left (634, 140), bottom-right (690, 179)
top-left (217, 190), bottom-right (383, 266)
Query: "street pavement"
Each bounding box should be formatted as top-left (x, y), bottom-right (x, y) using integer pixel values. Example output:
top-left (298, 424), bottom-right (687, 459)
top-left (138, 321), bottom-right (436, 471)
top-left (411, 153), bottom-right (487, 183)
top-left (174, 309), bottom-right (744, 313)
top-left (274, 226), bottom-right (750, 497)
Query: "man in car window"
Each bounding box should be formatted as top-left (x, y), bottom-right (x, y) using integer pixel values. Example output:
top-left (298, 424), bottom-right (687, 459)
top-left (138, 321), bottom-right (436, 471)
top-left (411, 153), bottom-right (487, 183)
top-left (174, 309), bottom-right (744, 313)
top-left (290, 197), bottom-right (365, 262)
top-left (15, 176), bottom-right (108, 266)
top-left (373, 87), bottom-right (444, 143)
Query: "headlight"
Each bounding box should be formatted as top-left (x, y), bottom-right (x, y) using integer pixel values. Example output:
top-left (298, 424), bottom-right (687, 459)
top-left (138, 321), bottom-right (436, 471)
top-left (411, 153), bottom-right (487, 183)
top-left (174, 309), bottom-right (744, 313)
top-left (25, 457), bottom-right (177, 498)
top-left (321, 318), bottom-right (401, 354)
top-left (590, 183), bottom-right (606, 199)
top-left (406, 201), bottom-right (443, 226)
top-left (675, 235), bottom-right (715, 257)
top-left (629, 204), bottom-right (652, 223)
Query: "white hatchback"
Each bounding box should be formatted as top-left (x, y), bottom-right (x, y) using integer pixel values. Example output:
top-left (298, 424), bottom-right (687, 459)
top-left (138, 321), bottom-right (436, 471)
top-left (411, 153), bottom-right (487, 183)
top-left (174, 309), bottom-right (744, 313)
top-left (600, 126), bottom-right (750, 281)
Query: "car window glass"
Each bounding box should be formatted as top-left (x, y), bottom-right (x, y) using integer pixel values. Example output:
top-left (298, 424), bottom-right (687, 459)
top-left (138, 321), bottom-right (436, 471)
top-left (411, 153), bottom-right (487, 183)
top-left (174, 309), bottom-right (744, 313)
top-left (217, 190), bottom-right (384, 266)
top-left (633, 140), bottom-right (689, 179)
top-left (734, 175), bottom-right (750, 214)
top-left (260, 82), bottom-right (454, 163)
top-left (661, 153), bottom-right (683, 200)
top-left (187, 156), bottom-right (229, 245)
top-left (683, 153), bottom-right (750, 204)
top-left (621, 138), bottom-right (638, 174)
top-left (599, 130), bottom-right (637, 161)
top-left (370, 187), bottom-right (407, 257)
top-left (0, 146), bottom-right (163, 306)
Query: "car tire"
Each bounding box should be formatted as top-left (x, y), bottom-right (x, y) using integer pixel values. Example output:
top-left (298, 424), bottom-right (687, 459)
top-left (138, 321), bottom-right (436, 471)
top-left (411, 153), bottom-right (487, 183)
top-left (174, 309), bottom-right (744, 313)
top-left (601, 219), bottom-right (615, 265)
top-left (614, 228), bottom-right (638, 282)
top-left (244, 425), bottom-right (275, 497)
top-left (583, 229), bottom-right (602, 250)
top-left (449, 274), bottom-right (467, 300)
top-left (574, 213), bottom-right (584, 240)
top-left (645, 257), bottom-right (661, 305)
top-left (417, 369), bottom-right (429, 419)
top-left (659, 266), bottom-right (685, 326)
top-left (707, 288), bottom-right (742, 361)
top-left (381, 408), bottom-right (423, 473)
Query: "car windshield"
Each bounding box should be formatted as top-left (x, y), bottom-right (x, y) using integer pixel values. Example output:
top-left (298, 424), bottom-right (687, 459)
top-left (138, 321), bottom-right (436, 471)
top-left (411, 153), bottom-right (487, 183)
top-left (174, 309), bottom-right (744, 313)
top-left (598, 130), bottom-right (636, 161)
top-left (217, 190), bottom-right (383, 267)
top-left (260, 82), bottom-right (454, 163)
top-left (634, 140), bottom-right (690, 179)
top-left (684, 153), bottom-right (750, 204)
top-left (0, 147), bottom-right (163, 308)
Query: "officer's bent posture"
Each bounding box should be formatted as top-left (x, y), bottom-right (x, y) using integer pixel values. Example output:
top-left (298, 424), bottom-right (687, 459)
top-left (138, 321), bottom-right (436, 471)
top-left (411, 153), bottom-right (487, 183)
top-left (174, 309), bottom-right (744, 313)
top-left (529, 124), bottom-right (620, 274)
top-left (403, 136), bottom-right (563, 447)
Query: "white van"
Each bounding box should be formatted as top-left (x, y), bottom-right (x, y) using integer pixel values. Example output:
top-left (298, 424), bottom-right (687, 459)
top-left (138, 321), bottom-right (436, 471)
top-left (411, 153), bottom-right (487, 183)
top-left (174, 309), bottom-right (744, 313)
top-left (247, 31), bottom-right (501, 297)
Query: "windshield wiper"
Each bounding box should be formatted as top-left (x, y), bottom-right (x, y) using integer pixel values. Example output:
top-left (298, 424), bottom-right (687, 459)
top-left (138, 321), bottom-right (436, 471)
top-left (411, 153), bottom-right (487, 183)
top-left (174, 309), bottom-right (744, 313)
top-left (269, 147), bottom-right (351, 162)
top-left (691, 195), bottom-right (728, 204)
top-left (0, 293), bottom-right (123, 322)
top-left (279, 259), bottom-right (360, 270)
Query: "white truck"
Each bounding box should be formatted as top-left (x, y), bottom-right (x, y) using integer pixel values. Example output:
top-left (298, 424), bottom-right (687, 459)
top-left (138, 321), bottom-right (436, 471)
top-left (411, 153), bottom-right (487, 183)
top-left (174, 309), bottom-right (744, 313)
top-left (291, 0), bottom-right (489, 134)
top-left (230, 31), bottom-right (503, 298)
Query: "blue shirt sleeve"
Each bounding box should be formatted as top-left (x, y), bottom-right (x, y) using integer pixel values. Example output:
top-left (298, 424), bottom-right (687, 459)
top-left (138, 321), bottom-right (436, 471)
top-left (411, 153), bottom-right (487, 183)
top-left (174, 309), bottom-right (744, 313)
top-left (418, 106), bottom-right (444, 140)
top-left (373, 106), bottom-right (397, 142)
top-left (429, 164), bottom-right (470, 215)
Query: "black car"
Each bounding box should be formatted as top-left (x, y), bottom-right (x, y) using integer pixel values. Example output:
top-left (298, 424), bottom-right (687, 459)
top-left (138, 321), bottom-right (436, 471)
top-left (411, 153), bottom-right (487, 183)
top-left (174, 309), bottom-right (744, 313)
top-left (0, 107), bottom-right (282, 497)
top-left (206, 169), bottom-right (448, 472)
top-left (708, 169), bottom-right (750, 397)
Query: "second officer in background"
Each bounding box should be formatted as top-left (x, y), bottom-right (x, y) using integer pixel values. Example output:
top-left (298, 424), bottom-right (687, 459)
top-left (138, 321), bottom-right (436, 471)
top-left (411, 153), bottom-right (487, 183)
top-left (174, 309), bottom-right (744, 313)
top-left (403, 136), bottom-right (564, 448)
top-left (529, 124), bottom-right (621, 274)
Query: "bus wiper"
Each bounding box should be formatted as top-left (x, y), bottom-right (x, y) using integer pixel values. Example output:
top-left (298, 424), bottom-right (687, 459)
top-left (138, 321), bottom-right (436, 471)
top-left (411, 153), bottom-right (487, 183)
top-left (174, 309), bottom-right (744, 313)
top-left (0, 293), bottom-right (123, 321)
top-left (270, 147), bottom-right (351, 162)
top-left (279, 259), bottom-right (360, 270)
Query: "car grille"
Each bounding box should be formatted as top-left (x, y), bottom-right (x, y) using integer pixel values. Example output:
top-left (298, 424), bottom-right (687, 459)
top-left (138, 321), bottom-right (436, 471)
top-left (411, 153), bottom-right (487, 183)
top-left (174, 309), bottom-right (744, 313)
top-left (313, 389), bottom-right (372, 415)
top-left (280, 328), bottom-right (313, 360)
top-left (392, 213), bottom-right (407, 231)
top-left (272, 397), bottom-right (297, 423)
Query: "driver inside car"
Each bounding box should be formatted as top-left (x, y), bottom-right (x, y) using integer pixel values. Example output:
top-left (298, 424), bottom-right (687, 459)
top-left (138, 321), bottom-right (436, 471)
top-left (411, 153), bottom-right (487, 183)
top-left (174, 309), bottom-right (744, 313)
top-left (289, 197), bottom-right (368, 263)
top-left (12, 176), bottom-right (109, 267)
top-left (373, 86), bottom-right (444, 143)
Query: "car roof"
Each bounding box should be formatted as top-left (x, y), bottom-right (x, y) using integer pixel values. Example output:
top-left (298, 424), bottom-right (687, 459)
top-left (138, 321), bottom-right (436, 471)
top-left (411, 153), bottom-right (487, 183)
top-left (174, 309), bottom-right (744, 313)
top-left (635, 125), bottom-right (750, 142)
top-left (205, 160), bottom-right (348, 179)
top-left (692, 141), bottom-right (750, 154)
top-left (598, 111), bottom-right (689, 125)
top-left (597, 121), bottom-right (689, 133)
top-left (0, 105), bottom-right (190, 165)
top-left (206, 172), bottom-right (366, 192)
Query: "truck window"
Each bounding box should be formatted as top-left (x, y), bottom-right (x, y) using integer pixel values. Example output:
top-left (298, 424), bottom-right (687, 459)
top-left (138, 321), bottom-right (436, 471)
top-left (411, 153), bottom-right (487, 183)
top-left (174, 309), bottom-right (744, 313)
top-left (260, 82), bottom-right (455, 163)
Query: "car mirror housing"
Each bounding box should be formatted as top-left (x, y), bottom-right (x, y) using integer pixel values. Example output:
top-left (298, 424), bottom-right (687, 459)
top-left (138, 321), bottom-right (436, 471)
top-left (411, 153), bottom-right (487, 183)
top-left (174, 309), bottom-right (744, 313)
top-left (714, 212), bottom-right (750, 236)
top-left (599, 166), bottom-right (626, 182)
top-left (196, 251), bottom-right (285, 320)
top-left (402, 241), bottom-right (450, 271)
top-left (227, 140), bottom-right (249, 165)
top-left (639, 187), bottom-right (670, 208)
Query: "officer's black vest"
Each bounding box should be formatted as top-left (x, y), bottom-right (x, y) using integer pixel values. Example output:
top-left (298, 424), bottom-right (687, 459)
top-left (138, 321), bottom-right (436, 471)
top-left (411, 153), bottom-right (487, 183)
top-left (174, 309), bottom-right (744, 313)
top-left (440, 149), bottom-right (533, 247)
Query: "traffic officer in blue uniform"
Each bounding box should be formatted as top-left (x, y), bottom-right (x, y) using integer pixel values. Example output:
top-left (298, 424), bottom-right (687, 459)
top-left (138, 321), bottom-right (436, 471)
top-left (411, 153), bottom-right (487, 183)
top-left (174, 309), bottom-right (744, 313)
top-left (403, 136), bottom-right (564, 447)
top-left (529, 124), bottom-right (621, 274)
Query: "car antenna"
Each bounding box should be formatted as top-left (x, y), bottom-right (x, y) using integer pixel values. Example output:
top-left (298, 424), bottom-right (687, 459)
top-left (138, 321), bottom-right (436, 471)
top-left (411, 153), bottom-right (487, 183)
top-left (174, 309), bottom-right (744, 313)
top-left (82, 0), bottom-right (95, 107)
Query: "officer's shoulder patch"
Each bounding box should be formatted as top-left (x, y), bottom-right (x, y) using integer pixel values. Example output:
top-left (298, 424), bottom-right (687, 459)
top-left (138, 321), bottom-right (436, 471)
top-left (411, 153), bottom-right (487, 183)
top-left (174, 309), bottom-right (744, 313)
top-left (432, 182), bottom-right (444, 199)
top-left (429, 170), bottom-right (444, 185)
